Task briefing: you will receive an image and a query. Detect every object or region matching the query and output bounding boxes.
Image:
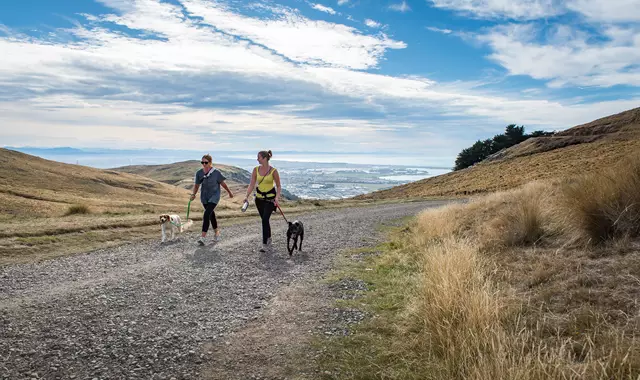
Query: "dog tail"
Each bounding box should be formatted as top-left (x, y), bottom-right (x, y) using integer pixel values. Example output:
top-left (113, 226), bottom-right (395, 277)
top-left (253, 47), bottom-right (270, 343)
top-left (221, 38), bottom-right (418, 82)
top-left (183, 219), bottom-right (194, 230)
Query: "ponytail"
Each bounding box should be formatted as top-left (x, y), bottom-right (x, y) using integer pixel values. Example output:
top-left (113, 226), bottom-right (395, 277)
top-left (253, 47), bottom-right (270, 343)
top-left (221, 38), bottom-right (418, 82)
top-left (259, 150), bottom-right (273, 161)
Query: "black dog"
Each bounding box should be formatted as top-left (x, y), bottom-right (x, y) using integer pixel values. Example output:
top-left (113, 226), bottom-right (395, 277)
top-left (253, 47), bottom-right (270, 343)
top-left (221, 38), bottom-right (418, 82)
top-left (286, 220), bottom-right (304, 256)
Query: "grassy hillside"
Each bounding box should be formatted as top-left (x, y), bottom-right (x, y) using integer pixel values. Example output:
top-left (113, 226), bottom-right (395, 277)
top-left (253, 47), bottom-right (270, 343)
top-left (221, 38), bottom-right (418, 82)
top-left (320, 155), bottom-right (640, 379)
top-left (319, 108), bottom-right (640, 378)
top-left (0, 149), bottom-right (373, 265)
top-left (359, 107), bottom-right (640, 199)
top-left (113, 160), bottom-right (300, 200)
top-left (112, 160), bottom-right (251, 190)
top-left (0, 148), bottom-right (194, 263)
top-left (0, 148), bottom-right (191, 220)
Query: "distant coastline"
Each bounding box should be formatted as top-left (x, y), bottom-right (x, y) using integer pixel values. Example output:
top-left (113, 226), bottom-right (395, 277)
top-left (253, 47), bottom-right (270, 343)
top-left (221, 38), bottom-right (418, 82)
top-left (4, 147), bottom-right (452, 200)
top-left (3, 147), bottom-right (453, 170)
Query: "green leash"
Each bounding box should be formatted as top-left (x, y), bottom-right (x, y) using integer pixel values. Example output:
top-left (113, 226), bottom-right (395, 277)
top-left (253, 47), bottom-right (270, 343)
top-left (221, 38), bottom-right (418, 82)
top-left (170, 199), bottom-right (193, 227)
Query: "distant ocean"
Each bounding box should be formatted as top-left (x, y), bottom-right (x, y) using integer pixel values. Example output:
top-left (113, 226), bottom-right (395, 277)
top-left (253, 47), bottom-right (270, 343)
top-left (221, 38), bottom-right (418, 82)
top-left (5, 147), bottom-right (452, 199)
top-left (5, 147), bottom-right (452, 171)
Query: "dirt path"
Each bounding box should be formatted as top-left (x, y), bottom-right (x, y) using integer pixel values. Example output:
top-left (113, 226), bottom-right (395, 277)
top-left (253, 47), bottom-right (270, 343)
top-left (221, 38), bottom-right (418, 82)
top-left (0, 201), bottom-right (447, 380)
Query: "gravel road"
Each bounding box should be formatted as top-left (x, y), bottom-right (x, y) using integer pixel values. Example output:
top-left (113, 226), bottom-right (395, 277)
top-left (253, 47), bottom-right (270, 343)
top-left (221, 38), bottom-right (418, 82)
top-left (0, 201), bottom-right (446, 380)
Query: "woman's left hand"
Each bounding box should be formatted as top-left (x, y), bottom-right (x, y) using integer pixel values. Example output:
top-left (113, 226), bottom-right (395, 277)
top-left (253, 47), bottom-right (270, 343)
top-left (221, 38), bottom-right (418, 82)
top-left (228, 191), bottom-right (234, 198)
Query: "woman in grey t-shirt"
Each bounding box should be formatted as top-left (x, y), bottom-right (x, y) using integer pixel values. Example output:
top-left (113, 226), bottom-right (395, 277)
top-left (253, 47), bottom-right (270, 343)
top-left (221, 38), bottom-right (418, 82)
top-left (190, 154), bottom-right (233, 245)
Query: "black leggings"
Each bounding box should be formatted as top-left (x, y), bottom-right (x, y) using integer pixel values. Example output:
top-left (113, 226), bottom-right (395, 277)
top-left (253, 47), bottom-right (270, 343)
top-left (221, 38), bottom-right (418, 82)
top-left (202, 203), bottom-right (218, 233)
top-left (255, 198), bottom-right (276, 244)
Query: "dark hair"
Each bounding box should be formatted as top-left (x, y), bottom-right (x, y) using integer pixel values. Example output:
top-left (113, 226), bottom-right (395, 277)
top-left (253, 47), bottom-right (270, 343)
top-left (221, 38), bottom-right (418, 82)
top-left (202, 154), bottom-right (212, 164)
top-left (258, 150), bottom-right (272, 161)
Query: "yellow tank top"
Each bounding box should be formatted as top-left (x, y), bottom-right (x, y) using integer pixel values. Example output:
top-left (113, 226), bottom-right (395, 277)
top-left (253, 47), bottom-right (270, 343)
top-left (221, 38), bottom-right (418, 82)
top-left (255, 166), bottom-right (276, 199)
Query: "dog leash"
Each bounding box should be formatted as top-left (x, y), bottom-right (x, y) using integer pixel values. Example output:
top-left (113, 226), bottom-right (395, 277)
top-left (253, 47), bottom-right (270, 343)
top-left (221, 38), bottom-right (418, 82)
top-left (275, 203), bottom-right (289, 224)
top-left (170, 199), bottom-right (192, 227)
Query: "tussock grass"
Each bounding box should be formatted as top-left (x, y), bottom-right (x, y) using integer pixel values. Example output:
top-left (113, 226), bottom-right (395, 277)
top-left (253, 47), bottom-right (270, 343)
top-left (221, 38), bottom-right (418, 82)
top-left (403, 236), bottom-right (638, 379)
top-left (405, 238), bottom-right (509, 379)
top-left (320, 157), bottom-right (640, 379)
top-left (559, 156), bottom-right (640, 244)
top-left (411, 181), bottom-right (560, 249)
top-left (64, 204), bottom-right (91, 216)
top-left (359, 107), bottom-right (640, 201)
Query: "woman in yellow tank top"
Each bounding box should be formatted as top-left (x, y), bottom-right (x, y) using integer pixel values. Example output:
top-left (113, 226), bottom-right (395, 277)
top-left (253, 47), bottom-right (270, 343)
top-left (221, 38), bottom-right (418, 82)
top-left (243, 150), bottom-right (282, 252)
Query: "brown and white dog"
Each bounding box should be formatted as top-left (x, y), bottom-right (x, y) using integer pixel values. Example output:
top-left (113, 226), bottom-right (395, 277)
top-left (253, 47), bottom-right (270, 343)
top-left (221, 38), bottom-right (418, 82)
top-left (159, 214), bottom-right (193, 243)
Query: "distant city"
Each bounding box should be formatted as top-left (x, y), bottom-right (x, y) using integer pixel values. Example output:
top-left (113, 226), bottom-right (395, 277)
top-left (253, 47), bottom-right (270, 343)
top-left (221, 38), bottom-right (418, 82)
top-left (6, 147), bottom-right (452, 200)
top-left (277, 166), bottom-right (450, 199)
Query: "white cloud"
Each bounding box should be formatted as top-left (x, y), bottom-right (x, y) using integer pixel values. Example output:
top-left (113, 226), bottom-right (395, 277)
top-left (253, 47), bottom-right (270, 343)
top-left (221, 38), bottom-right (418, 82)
top-left (480, 23), bottom-right (640, 87)
top-left (337, 0), bottom-right (349, 5)
top-left (0, 24), bottom-right (12, 35)
top-left (364, 19), bottom-right (381, 28)
top-left (180, 0), bottom-right (405, 70)
top-left (427, 0), bottom-right (562, 20)
top-left (431, 0), bottom-right (640, 88)
top-left (307, 65), bottom-right (640, 127)
top-left (5, 91), bottom-right (638, 156)
top-left (311, 3), bottom-right (337, 14)
top-left (567, 0), bottom-right (640, 22)
top-left (426, 0), bottom-right (640, 22)
top-left (389, 1), bottom-right (411, 12)
top-left (0, 95), bottom-right (392, 150)
top-left (0, 0), bottom-right (638, 156)
top-left (426, 26), bottom-right (453, 34)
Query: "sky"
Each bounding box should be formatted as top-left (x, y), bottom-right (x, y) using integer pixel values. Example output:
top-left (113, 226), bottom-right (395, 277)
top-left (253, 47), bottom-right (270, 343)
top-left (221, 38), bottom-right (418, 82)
top-left (0, 0), bottom-right (639, 167)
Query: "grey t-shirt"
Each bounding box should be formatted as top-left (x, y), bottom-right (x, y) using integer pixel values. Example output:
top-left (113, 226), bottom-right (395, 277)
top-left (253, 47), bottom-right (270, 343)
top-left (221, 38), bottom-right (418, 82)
top-left (195, 168), bottom-right (226, 205)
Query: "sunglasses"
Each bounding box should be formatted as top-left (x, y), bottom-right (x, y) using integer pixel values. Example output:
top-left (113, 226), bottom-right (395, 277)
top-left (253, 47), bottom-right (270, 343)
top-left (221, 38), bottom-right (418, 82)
top-left (201, 161), bottom-right (209, 165)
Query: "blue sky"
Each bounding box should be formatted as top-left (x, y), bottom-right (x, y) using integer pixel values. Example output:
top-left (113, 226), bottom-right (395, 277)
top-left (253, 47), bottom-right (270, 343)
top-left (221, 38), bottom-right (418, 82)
top-left (0, 0), bottom-right (638, 167)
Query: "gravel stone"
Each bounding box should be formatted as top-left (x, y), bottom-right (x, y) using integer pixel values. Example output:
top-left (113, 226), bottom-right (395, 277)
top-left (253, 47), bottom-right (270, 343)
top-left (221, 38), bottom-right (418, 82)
top-left (0, 202), bottom-right (443, 379)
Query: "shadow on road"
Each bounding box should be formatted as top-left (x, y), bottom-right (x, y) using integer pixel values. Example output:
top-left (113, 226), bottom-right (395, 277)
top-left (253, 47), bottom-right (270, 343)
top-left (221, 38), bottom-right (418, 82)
top-left (186, 245), bottom-right (223, 265)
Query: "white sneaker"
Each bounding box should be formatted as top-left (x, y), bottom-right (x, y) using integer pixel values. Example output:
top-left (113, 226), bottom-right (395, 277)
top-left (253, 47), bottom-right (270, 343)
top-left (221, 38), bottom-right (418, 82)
top-left (197, 237), bottom-right (206, 246)
top-left (213, 234), bottom-right (221, 242)
top-left (259, 243), bottom-right (268, 253)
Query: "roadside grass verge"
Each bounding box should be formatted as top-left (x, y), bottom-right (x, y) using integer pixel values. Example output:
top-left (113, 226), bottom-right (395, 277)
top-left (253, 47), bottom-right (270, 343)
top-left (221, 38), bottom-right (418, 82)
top-left (316, 157), bottom-right (640, 379)
top-left (316, 238), bottom-right (433, 380)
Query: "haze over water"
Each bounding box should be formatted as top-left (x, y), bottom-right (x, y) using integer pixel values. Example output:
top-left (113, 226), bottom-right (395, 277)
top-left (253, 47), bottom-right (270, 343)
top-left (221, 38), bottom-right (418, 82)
top-left (8, 147), bottom-right (451, 199)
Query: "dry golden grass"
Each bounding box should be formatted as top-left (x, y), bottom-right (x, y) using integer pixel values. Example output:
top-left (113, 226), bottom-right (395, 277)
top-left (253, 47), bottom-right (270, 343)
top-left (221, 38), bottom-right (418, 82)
top-left (0, 148), bottom-right (397, 265)
top-left (401, 239), bottom-right (598, 380)
top-left (319, 156), bottom-right (640, 379)
top-left (112, 159), bottom-right (251, 191)
top-left (64, 204), bottom-right (91, 216)
top-left (0, 148), bottom-right (192, 219)
top-left (559, 157), bottom-right (640, 244)
top-left (406, 157), bottom-right (640, 379)
top-left (360, 107), bottom-right (640, 200)
top-left (411, 181), bottom-right (562, 249)
top-left (0, 197), bottom-right (387, 266)
top-left (402, 240), bottom-right (639, 379)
